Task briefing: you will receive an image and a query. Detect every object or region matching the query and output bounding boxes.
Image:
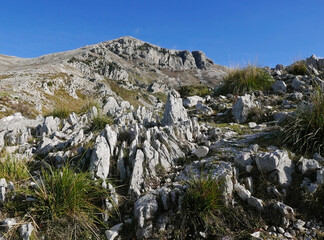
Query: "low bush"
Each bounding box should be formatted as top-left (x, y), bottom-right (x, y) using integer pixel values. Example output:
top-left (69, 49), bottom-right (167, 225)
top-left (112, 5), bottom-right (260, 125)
top-left (281, 88), bottom-right (324, 154)
top-left (179, 85), bottom-right (212, 98)
top-left (288, 61), bottom-right (308, 75)
top-left (218, 64), bottom-right (274, 95)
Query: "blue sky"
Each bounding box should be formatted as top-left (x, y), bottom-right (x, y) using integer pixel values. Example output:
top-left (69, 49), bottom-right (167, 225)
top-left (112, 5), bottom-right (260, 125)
top-left (0, 0), bottom-right (323, 67)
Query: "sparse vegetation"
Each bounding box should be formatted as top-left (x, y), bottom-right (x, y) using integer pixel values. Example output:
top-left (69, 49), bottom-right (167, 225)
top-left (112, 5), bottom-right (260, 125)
top-left (288, 61), bottom-right (308, 75)
top-left (281, 88), bottom-right (324, 154)
top-left (218, 64), bottom-right (274, 95)
top-left (179, 85), bottom-right (212, 98)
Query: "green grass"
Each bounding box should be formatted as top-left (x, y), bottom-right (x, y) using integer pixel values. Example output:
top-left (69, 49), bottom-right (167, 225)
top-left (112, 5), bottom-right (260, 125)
top-left (179, 85), bottom-right (212, 98)
top-left (288, 61), bottom-right (308, 75)
top-left (180, 176), bottom-right (224, 237)
top-left (91, 115), bottom-right (114, 131)
top-left (0, 155), bottom-right (30, 184)
top-left (218, 64), bottom-right (274, 95)
top-left (281, 88), bottom-right (324, 154)
top-left (77, 99), bottom-right (101, 115)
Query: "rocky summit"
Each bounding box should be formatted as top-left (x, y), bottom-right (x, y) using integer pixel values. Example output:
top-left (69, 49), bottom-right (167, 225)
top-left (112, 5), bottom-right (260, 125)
top-left (0, 37), bottom-right (323, 240)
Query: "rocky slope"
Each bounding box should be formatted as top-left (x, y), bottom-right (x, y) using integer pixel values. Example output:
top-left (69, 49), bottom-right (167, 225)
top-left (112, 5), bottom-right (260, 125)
top-left (0, 36), bottom-right (227, 119)
top-left (0, 38), bottom-right (324, 240)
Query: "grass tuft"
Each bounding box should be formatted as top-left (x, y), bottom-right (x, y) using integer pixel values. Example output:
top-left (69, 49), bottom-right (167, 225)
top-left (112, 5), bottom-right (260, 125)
top-left (180, 176), bottom-right (224, 237)
top-left (218, 64), bottom-right (274, 95)
top-left (281, 87), bottom-right (324, 154)
top-left (91, 115), bottom-right (114, 131)
top-left (29, 165), bottom-right (112, 238)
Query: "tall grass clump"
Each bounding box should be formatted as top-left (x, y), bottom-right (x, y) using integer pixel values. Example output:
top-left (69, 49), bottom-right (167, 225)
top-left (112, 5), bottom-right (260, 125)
top-left (180, 176), bottom-right (224, 237)
top-left (281, 88), bottom-right (324, 154)
top-left (29, 165), bottom-right (113, 238)
top-left (219, 64), bottom-right (274, 95)
top-left (288, 61), bottom-right (308, 75)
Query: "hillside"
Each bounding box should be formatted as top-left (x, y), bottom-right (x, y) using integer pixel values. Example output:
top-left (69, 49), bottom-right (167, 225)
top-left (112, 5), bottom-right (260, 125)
top-left (0, 38), bottom-right (324, 240)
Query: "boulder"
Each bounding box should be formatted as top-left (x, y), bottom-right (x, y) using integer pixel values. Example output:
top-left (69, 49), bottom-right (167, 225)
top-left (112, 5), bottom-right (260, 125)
top-left (183, 96), bottom-right (204, 108)
top-left (234, 152), bottom-right (253, 167)
top-left (195, 102), bottom-right (213, 115)
top-left (298, 157), bottom-right (321, 174)
top-left (192, 146), bottom-right (209, 158)
top-left (103, 97), bottom-right (120, 116)
top-left (291, 77), bottom-right (304, 90)
top-left (256, 150), bottom-right (293, 186)
top-left (232, 94), bottom-right (258, 123)
top-left (161, 90), bottom-right (188, 126)
top-left (272, 80), bottom-right (287, 94)
top-left (134, 193), bottom-right (158, 238)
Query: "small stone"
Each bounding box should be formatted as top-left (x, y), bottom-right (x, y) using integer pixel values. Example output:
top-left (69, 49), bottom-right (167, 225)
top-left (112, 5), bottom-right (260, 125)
top-left (248, 122), bottom-right (257, 128)
top-left (192, 146), bottom-right (209, 158)
top-left (278, 227), bottom-right (285, 234)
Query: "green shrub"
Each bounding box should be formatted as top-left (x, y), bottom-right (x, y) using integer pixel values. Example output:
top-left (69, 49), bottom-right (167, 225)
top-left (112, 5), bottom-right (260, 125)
top-left (288, 61), bottom-right (308, 75)
top-left (281, 88), bottom-right (324, 154)
top-left (179, 85), bottom-right (212, 98)
top-left (0, 156), bottom-right (30, 184)
top-left (218, 65), bottom-right (274, 95)
top-left (180, 176), bottom-right (224, 237)
top-left (91, 115), bottom-right (114, 131)
top-left (45, 107), bottom-right (70, 119)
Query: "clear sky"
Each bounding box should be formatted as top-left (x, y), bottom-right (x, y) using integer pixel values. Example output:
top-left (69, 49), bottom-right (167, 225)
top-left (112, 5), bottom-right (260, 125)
top-left (0, 0), bottom-right (323, 67)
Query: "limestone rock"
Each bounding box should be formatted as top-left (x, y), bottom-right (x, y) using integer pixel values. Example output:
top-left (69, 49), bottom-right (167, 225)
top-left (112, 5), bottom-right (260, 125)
top-left (256, 150), bottom-right (293, 186)
top-left (192, 146), bottom-right (209, 158)
top-left (19, 223), bottom-right (34, 240)
top-left (272, 80), bottom-right (287, 94)
top-left (232, 94), bottom-right (258, 123)
top-left (161, 90), bottom-right (188, 126)
top-left (298, 157), bottom-right (321, 174)
top-left (183, 96), bottom-right (204, 108)
top-left (90, 135), bottom-right (111, 179)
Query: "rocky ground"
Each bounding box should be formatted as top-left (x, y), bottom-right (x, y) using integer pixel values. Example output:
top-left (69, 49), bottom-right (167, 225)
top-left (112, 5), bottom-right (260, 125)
top-left (0, 37), bottom-right (323, 239)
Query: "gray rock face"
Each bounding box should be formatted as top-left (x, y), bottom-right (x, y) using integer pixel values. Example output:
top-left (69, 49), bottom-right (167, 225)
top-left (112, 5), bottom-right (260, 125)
top-left (38, 116), bottom-right (61, 136)
top-left (129, 150), bottom-right (145, 197)
top-left (234, 152), bottom-right (253, 167)
top-left (192, 51), bottom-right (214, 69)
top-left (256, 150), bottom-right (293, 186)
top-left (232, 94), bottom-right (258, 123)
top-left (107, 37), bottom-right (212, 70)
top-left (134, 193), bottom-right (158, 239)
top-left (272, 80), bottom-right (287, 94)
top-left (234, 183), bottom-right (251, 201)
top-left (161, 90), bottom-right (188, 126)
top-left (90, 135), bottom-right (111, 179)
